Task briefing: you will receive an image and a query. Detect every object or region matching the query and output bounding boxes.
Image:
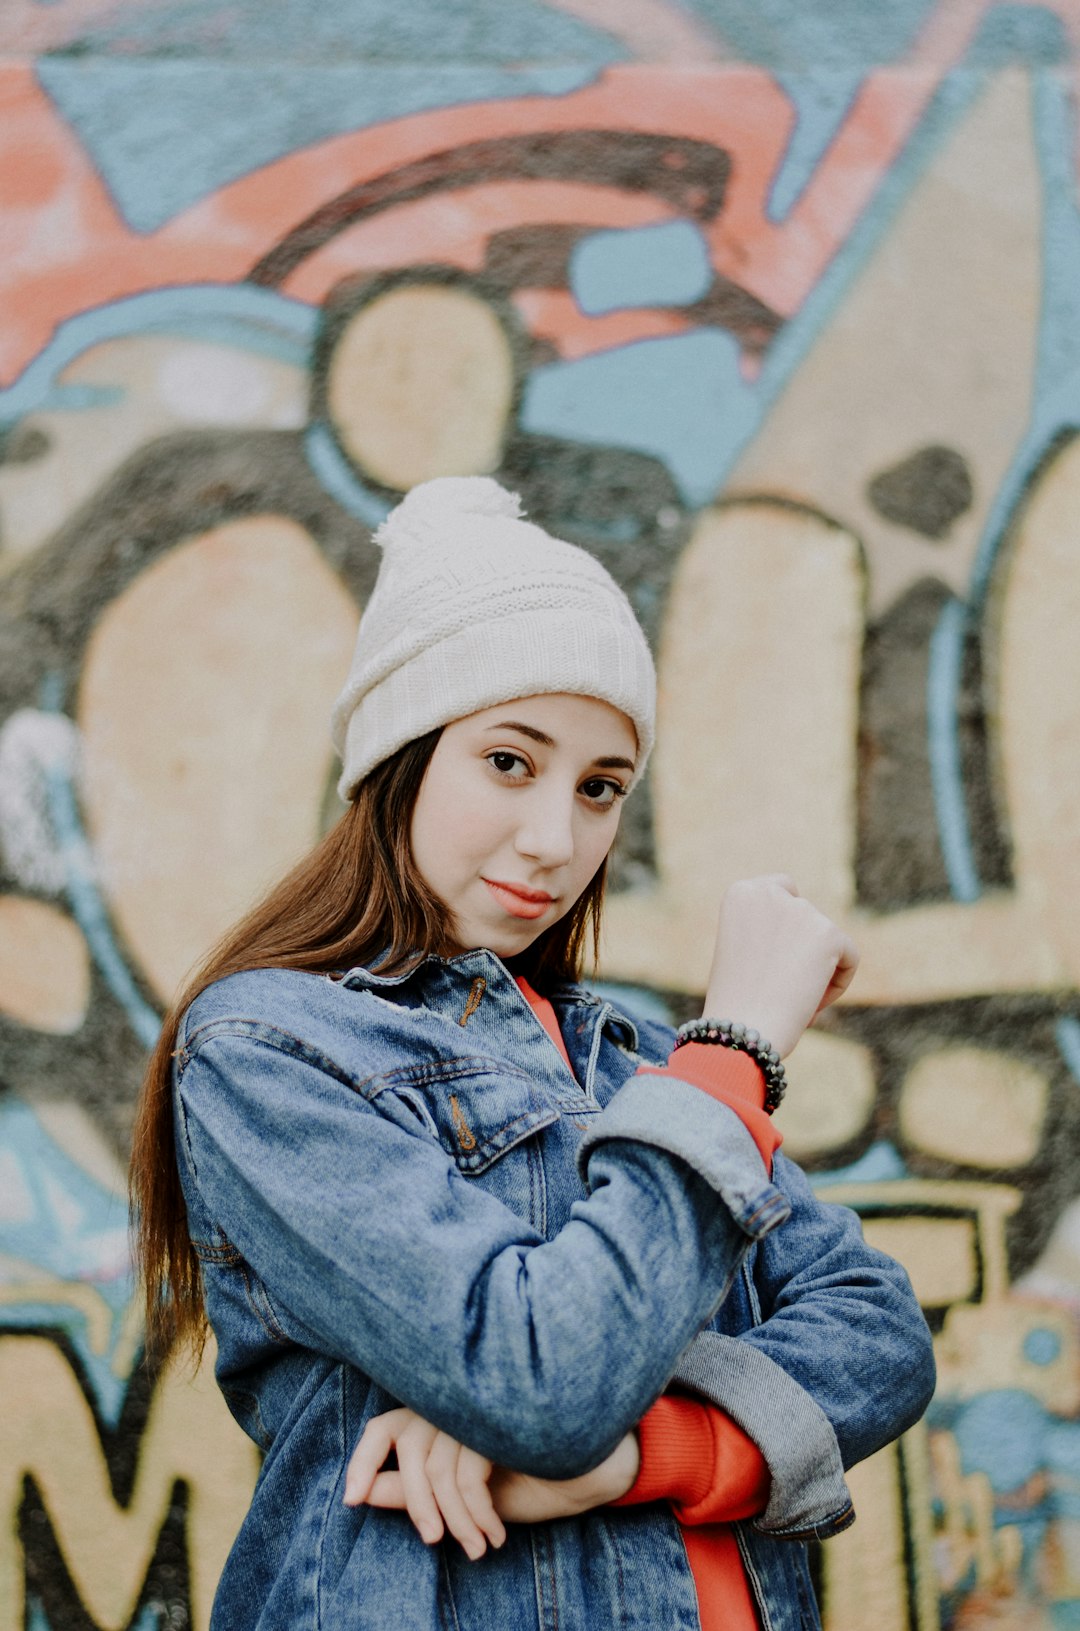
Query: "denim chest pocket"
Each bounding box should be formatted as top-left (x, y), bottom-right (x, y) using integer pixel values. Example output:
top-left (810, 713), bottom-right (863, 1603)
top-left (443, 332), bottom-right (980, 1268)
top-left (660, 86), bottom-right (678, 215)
top-left (359, 1056), bottom-right (562, 1177)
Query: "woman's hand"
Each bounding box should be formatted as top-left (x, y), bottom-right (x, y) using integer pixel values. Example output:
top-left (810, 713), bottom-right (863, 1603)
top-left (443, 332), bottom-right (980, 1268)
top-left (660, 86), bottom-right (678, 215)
top-left (489, 1431), bottom-right (640, 1523)
top-left (702, 875), bottom-right (859, 1059)
top-left (344, 1408), bottom-right (640, 1553)
top-left (344, 1407), bottom-right (505, 1559)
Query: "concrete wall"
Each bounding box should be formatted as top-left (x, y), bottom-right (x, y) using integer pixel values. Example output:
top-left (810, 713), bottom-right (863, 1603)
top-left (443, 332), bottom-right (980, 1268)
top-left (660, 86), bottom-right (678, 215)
top-left (2, 2), bottom-right (1079, 1626)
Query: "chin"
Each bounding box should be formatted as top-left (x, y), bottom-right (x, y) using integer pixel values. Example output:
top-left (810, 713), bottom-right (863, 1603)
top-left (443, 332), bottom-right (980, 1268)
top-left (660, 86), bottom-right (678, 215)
top-left (490, 928), bottom-right (544, 959)
top-left (461, 918), bottom-right (544, 959)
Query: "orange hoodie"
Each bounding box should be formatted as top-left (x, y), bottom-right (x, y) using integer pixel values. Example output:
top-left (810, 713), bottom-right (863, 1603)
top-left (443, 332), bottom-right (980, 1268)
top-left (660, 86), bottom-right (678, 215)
top-left (515, 978), bottom-right (776, 1631)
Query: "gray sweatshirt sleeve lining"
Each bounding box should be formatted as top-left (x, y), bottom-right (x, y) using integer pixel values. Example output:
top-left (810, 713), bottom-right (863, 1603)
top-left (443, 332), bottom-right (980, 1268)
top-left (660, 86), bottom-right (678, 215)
top-left (576, 1073), bottom-right (791, 1242)
top-left (671, 1330), bottom-right (856, 1541)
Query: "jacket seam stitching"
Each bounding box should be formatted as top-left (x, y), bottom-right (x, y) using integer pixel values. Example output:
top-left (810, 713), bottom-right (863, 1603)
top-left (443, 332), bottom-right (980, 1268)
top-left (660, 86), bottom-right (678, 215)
top-left (238, 1259), bottom-right (291, 1346)
top-left (179, 1022), bottom-right (360, 1089)
top-left (453, 1106), bottom-right (560, 1157)
top-left (752, 1501), bottom-right (855, 1540)
top-left (353, 1056), bottom-right (534, 1098)
top-left (181, 1019), bottom-right (535, 1099)
top-left (191, 1240), bottom-right (242, 1264)
top-left (734, 1522), bottom-right (774, 1630)
top-left (438, 1549), bottom-right (464, 1631)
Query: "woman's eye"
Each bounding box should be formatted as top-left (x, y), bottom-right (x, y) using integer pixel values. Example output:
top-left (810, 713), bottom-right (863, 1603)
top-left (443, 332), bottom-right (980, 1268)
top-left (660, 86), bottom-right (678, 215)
top-left (487, 751), bottom-right (528, 778)
top-left (581, 779), bottom-right (626, 807)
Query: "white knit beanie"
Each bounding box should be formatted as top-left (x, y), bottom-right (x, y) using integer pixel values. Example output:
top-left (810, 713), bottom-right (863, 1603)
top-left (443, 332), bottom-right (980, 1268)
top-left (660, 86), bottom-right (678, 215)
top-left (330, 476), bottom-right (656, 801)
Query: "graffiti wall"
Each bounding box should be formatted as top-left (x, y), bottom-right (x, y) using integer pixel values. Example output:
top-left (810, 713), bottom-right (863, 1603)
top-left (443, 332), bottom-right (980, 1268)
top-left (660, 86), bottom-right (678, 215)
top-left (2, 0), bottom-right (1079, 1625)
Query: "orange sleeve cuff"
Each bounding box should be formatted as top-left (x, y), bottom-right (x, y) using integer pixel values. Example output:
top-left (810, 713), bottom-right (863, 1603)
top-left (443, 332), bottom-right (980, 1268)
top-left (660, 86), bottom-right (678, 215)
top-left (612, 1396), bottom-right (771, 1525)
top-left (636, 1042), bottom-right (782, 1172)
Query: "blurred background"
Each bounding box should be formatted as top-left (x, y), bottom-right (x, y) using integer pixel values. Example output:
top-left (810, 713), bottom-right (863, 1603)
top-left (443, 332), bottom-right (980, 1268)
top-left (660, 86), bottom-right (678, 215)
top-left (1, 1), bottom-right (1079, 1626)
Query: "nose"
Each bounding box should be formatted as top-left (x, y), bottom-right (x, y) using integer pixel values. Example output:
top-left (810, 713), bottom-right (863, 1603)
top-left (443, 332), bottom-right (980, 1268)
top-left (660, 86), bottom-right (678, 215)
top-left (514, 779), bottom-right (575, 871)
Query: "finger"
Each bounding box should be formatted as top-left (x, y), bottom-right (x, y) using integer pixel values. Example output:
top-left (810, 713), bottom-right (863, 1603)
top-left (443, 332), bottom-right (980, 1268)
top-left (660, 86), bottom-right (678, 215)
top-left (398, 1424), bottom-right (444, 1545)
top-left (815, 935), bottom-right (860, 1014)
top-left (455, 1445), bottom-right (506, 1550)
top-left (427, 1437), bottom-right (488, 1560)
top-left (344, 1411), bottom-right (402, 1506)
top-left (730, 872), bottom-right (799, 898)
top-left (364, 1471), bottom-right (408, 1508)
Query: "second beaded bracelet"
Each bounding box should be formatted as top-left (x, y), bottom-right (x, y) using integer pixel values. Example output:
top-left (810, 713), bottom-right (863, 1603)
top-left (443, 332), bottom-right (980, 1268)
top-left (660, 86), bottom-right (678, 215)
top-left (672, 1018), bottom-right (788, 1115)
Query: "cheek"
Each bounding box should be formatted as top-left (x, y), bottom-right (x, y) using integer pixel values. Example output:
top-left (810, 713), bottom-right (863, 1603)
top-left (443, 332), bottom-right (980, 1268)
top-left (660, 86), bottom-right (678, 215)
top-left (410, 766), bottom-right (455, 884)
top-left (412, 758), bottom-right (493, 879)
top-left (574, 812), bottom-right (619, 880)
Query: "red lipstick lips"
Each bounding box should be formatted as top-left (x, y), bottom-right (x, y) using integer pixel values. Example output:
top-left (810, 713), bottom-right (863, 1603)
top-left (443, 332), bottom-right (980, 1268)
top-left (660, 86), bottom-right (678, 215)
top-left (483, 878), bottom-right (555, 919)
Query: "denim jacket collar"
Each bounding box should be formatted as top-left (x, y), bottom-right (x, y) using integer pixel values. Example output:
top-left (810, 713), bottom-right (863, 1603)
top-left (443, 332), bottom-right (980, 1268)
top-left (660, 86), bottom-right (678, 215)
top-left (336, 946), bottom-right (641, 1055)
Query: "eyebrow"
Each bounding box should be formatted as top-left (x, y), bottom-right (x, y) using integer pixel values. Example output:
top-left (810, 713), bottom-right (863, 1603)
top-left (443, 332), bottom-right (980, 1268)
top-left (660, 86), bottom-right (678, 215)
top-left (484, 720), bottom-right (636, 774)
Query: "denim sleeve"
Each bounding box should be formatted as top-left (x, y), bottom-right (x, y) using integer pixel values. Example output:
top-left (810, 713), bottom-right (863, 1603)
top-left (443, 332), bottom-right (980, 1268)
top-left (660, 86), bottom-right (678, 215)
top-left (670, 1151), bottom-right (936, 1540)
top-left (174, 1028), bottom-right (791, 1480)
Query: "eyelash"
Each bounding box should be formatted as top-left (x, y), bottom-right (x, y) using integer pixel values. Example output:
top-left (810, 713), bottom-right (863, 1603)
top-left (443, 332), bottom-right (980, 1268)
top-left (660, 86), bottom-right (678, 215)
top-left (485, 750), bottom-right (628, 808)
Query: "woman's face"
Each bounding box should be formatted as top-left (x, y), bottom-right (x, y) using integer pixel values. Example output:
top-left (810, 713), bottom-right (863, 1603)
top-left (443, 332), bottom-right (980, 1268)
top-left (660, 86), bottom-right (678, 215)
top-left (410, 692), bottom-right (638, 959)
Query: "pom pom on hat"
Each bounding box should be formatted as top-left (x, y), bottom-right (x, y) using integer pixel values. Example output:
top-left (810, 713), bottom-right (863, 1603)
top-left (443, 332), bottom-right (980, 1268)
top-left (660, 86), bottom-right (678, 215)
top-left (330, 475), bottom-right (656, 799)
top-left (374, 476), bottom-right (525, 546)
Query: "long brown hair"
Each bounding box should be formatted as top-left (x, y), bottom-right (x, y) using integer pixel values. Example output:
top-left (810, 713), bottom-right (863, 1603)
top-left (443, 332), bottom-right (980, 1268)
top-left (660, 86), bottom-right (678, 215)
top-left (129, 728), bottom-right (609, 1359)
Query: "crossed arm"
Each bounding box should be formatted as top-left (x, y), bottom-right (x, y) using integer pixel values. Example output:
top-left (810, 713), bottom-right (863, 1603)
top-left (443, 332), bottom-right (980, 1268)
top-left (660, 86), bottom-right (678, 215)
top-left (341, 1150), bottom-right (935, 1560)
top-left (343, 1402), bottom-right (644, 1557)
top-left (343, 1392), bottom-right (769, 1560)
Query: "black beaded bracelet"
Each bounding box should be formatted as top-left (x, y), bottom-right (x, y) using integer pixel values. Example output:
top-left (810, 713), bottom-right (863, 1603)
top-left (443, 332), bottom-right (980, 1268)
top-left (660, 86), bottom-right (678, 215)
top-left (672, 1018), bottom-right (788, 1115)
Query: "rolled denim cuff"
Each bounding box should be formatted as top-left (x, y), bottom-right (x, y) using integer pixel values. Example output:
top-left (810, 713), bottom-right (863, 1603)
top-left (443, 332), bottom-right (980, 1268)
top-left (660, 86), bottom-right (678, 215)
top-left (576, 1074), bottom-right (791, 1242)
top-left (671, 1331), bottom-right (855, 1540)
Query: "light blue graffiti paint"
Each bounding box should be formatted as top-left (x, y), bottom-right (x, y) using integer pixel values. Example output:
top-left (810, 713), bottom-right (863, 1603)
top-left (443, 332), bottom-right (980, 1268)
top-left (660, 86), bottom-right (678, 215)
top-left (569, 222), bottom-right (713, 316)
top-left (1024, 1327), bottom-right (1063, 1367)
top-left (1045, 1420), bottom-right (1080, 1518)
top-left (967, 5), bottom-right (1068, 70)
top-left (768, 71), bottom-right (864, 222)
top-left (0, 284), bottom-right (316, 422)
top-left (927, 596), bottom-right (981, 902)
top-left (60, 0), bottom-right (624, 65)
top-left (22, 1600), bottom-right (164, 1631)
top-left (0, 1097), bottom-right (134, 1426)
top-left (132, 1607), bottom-right (166, 1631)
top-left (37, 59), bottom-right (604, 234)
top-left (677, 0), bottom-right (937, 71)
top-left (524, 69), bottom-right (985, 505)
top-left (45, 765), bottom-right (161, 1051)
top-left (808, 1140), bottom-right (909, 1189)
top-left (303, 423), bottom-right (393, 527)
top-left (970, 69), bottom-right (1080, 606)
top-left (577, 511), bottom-right (643, 543)
top-left (919, 33), bottom-right (1080, 909)
top-left (953, 1388), bottom-right (1047, 1492)
top-left (587, 982), bottom-right (674, 1028)
top-left (39, 678), bottom-right (162, 1053)
top-left (523, 328), bottom-right (754, 506)
top-left (1055, 1016), bottom-right (1080, 1085)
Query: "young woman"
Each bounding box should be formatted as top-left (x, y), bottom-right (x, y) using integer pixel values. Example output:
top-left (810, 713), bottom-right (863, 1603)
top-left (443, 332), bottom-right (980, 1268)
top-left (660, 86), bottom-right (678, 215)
top-left (131, 476), bottom-right (935, 1631)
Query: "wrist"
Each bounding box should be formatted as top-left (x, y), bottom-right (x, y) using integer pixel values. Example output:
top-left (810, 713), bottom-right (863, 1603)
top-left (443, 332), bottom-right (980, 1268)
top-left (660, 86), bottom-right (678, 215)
top-left (701, 999), bottom-right (791, 1057)
top-left (675, 1018), bottom-right (788, 1114)
top-left (604, 1431), bottom-right (641, 1503)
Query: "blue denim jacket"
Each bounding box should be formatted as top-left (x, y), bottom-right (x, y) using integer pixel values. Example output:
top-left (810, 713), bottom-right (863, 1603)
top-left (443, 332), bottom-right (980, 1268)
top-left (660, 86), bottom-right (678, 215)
top-left (173, 947), bottom-right (935, 1631)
